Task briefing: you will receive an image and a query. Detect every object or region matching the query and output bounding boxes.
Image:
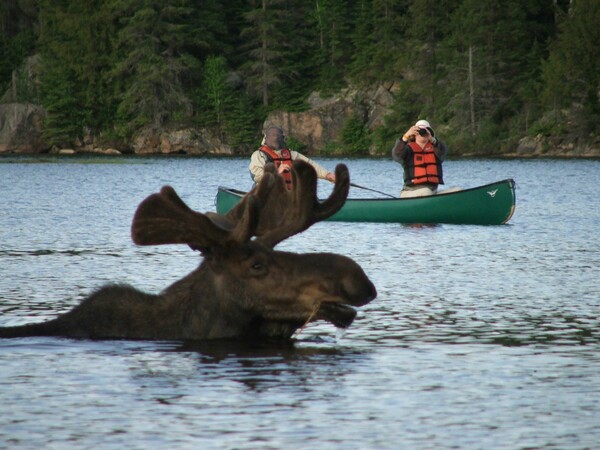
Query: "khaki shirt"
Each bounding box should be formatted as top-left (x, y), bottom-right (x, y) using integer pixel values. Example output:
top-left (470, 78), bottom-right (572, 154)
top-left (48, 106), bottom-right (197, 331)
top-left (249, 148), bottom-right (331, 183)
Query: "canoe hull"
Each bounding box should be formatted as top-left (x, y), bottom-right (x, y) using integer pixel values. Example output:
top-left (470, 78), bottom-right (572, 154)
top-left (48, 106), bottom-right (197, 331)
top-left (215, 179), bottom-right (516, 225)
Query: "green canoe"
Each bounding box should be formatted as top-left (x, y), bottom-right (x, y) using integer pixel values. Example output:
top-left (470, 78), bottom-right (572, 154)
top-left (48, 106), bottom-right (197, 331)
top-left (215, 179), bottom-right (516, 225)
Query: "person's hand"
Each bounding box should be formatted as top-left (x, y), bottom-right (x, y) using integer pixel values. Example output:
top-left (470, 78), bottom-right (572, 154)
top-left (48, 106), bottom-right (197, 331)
top-left (325, 172), bottom-right (336, 183)
top-left (402, 127), bottom-right (417, 142)
top-left (277, 164), bottom-right (290, 174)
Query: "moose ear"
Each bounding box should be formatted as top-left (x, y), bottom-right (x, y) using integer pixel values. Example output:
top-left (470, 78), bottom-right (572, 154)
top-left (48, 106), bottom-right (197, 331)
top-left (131, 186), bottom-right (230, 247)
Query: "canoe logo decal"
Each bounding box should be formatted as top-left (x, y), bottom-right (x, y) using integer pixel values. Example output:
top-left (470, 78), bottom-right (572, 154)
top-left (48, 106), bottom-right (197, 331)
top-left (487, 189), bottom-right (498, 197)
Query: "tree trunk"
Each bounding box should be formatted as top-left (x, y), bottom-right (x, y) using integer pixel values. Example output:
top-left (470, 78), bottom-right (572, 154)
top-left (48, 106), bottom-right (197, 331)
top-left (12, 69), bottom-right (18, 101)
top-left (468, 45), bottom-right (475, 136)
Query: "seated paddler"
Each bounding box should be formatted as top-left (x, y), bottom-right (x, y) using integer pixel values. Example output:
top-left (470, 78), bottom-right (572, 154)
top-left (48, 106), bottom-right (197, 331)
top-left (249, 126), bottom-right (336, 189)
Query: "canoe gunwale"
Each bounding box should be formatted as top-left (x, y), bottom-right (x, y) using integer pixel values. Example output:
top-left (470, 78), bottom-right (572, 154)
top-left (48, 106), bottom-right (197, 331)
top-left (217, 179), bottom-right (515, 202)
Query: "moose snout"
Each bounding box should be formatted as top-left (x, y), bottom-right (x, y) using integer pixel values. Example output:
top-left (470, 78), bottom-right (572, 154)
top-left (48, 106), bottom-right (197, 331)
top-left (300, 253), bottom-right (377, 307)
top-left (339, 271), bottom-right (377, 307)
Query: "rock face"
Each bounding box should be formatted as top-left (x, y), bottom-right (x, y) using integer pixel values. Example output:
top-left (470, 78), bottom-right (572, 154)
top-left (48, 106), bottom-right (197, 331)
top-left (513, 134), bottom-right (600, 158)
top-left (131, 127), bottom-right (234, 155)
top-left (0, 103), bottom-right (46, 153)
top-left (264, 83), bottom-right (396, 154)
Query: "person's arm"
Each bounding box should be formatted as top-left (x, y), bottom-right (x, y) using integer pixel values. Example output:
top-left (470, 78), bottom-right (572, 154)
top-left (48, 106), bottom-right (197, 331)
top-left (291, 151), bottom-right (335, 182)
top-left (433, 139), bottom-right (448, 161)
top-left (391, 138), bottom-right (409, 165)
top-left (249, 150), bottom-right (267, 183)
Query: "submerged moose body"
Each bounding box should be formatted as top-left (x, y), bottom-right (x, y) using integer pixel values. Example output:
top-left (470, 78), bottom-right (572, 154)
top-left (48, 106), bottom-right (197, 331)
top-left (0, 161), bottom-right (376, 341)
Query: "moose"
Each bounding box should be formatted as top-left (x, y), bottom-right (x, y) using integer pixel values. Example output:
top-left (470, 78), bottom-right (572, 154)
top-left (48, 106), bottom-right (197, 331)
top-left (0, 161), bottom-right (376, 341)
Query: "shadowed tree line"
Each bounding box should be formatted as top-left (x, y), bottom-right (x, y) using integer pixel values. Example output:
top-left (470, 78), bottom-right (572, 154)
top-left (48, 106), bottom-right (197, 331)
top-left (1, 0), bottom-right (597, 154)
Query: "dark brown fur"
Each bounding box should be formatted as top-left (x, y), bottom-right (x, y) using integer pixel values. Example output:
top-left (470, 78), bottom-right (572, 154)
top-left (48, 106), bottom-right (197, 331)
top-left (0, 161), bottom-right (376, 341)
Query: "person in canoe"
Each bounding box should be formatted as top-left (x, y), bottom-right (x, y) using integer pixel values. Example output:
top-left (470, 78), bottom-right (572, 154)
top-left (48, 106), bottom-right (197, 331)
top-left (249, 126), bottom-right (336, 189)
top-left (392, 119), bottom-right (448, 198)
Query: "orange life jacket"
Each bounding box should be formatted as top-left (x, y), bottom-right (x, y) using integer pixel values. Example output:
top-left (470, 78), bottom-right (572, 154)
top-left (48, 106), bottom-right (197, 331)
top-left (406, 141), bottom-right (443, 186)
top-left (259, 145), bottom-right (293, 188)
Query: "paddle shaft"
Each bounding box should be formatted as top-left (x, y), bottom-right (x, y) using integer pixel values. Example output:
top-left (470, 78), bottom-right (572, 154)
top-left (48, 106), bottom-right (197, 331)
top-left (350, 182), bottom-right (397, 198)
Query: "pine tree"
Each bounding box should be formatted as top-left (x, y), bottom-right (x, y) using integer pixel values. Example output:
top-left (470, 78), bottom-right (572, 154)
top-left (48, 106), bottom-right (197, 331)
top-left (198, 55), bottom-right (231, 138)
top-left (312, 0), bottom-right (353, 91)
top-left (108, 0), bottom-right (198, 136)
top-left (40, 61), bottom-right (84, 147)
top-left (439, 0), bottom-right (553, 147)
top-left (38, 0), bottom-right (92, 145)
top-left (0, 1), bottom-right (38, 100)
top-left (37, 0), bottom-right (118, 142)
top-left (239, 0), bottom-right (291, 107)
top-left (541, 0), bottom-right (600, 133)
top-left (364, 0), bottom-right (408, 84)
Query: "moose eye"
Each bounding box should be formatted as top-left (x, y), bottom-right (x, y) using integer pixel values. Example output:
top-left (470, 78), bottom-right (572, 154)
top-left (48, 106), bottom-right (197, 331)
top-left (249, 260), bottom-right (268, 277)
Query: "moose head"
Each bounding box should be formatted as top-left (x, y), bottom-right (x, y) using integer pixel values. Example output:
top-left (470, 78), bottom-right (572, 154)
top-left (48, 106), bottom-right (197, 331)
top-left (0, 161), bottom-right (376, 341)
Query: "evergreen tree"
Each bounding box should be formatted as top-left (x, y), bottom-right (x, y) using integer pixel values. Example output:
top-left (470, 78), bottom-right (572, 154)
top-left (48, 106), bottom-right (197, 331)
top-left (540, 0), bottom-right (600, 133)
top-left (109, 0), bottom-right (199, 136)
top-left (362, 0), bottom-right (408, 84)
top-left (0, 0), bottom-right (38, 99)
top-left (202, 56), bottom-right (228, 128)
top-left (439, 0), bottom-right (553, 149)
top-left (376, 0), bottom-right (456, 150)
top-left (6, 0), bottom-right (597, 154)
top-left (348, 0), bottom-right (375, 85)
top-left (312, 0), bottom-right (353, 92)
top-left (194, 55), bottom-right (258, 148)
top-left (268, 0), bottom-right (319, 110)
top-left (38, 0), bottom-right (94, 145)
top-left (223, 92), bottom-right (259, 148)
top-left (405, 0), bottom-right (456, 114)
top-left (40, 61), bottom-right (85, 147)
top-left (38, 0), bottom-right (118, 142)
top-left (239, 0), bottom-right (287, 107)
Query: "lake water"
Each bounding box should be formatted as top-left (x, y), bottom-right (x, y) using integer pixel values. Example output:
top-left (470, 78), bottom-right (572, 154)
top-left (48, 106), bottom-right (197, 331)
top-left (1, 155), bottom-right (599, 449)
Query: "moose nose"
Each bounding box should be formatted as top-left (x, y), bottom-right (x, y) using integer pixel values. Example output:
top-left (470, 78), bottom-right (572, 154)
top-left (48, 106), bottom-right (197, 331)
top-left (341, 274), bottom-right (377, 307)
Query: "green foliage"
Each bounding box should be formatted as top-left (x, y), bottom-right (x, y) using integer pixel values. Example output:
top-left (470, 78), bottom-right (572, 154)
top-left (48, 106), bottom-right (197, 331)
top-left (382, 83), bottom-right (423, 136)
top-left (239, 0), bottom-right (291, 107)
top-left (285, 136), bottom-right (307, 153)
top-left (0, 30), bottom-right (37, 97)
top-left (4, 0), bottom-right (597, 154)
top-left (528, 115), bottom-right (569, 137)
top-left (220, 89), bottom-right (260, 148)
top-left (312, 0), bottom-right (353, 91)
top-left (540, 0), bottom-right (600, 133)
top-left (199, 56), bottom-right (229, 129)
top-left (339, 113), bottom-right (371, 155)
top-left (0, 1), bottom-right (38, 94)
top-left (109, 0), bottom-right (198, 136)
top-left (320, 140), bottom-right (341, 155)
top-left (40, 60), bottom-right (86, 147)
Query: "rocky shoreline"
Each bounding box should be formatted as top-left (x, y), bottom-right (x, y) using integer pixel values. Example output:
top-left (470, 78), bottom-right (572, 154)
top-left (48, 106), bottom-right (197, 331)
top-left (1, 98), bottom-right (599, 158)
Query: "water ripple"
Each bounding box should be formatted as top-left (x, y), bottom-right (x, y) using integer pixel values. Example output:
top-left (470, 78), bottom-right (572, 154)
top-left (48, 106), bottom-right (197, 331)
top-left (1, 157), bottom-right (600, 449)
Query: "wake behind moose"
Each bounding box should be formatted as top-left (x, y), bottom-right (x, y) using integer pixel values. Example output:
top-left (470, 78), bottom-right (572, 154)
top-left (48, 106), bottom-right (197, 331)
top-left (0, 161), bottom-right (376, 341)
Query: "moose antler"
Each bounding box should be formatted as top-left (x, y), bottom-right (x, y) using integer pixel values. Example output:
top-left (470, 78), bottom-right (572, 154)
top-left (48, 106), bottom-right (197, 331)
top-left (225, 161), bottom-right (350, 248)
top-left (131, 185), bottom-right (260, 250)
top-left (131, 160), bottom-right (349, 251)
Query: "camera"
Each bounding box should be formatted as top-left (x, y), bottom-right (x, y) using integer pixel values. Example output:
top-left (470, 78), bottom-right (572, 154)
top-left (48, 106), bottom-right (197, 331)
top-left (417, 128), bottom-right (429, 137)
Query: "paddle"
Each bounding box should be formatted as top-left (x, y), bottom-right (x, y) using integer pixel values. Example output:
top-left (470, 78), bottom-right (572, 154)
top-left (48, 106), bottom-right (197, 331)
top-left (350, 182), bottom-right (397, 198)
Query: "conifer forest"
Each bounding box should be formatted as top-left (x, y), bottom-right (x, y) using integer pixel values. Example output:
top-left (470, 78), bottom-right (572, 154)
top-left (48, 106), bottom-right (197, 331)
top-left (1, 0), bottom-right (598, 155)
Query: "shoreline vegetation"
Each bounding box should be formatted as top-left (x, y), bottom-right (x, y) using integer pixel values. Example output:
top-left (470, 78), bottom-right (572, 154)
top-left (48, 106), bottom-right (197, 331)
top-left (1, 2), bottom-right (599, 159)
top-left (1, 143), bottom-right (599, 161)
